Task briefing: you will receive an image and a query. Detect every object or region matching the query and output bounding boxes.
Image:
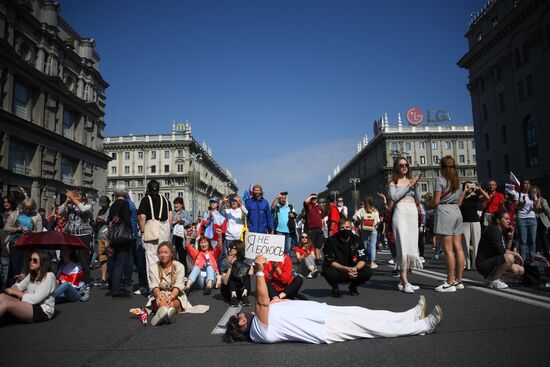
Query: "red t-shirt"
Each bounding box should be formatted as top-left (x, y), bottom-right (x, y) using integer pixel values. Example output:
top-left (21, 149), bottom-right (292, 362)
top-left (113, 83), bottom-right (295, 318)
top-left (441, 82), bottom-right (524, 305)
top-left (483, 192), bottom-right (505, 214)
top-left (294, 244), bottom-right (314, 259)
top-left (328, 203), bottom-right (340, 234)
top-left (263, 254), bottom-right (293, 292)
top-left (304, 202), bottom-right (324, 230)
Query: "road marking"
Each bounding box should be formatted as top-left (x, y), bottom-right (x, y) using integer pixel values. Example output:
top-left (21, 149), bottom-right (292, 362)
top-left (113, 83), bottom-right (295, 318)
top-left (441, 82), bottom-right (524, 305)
top-left (211, 306), bottom-right (241, 335)
top-left (413, 268), bottom-right (550, 310)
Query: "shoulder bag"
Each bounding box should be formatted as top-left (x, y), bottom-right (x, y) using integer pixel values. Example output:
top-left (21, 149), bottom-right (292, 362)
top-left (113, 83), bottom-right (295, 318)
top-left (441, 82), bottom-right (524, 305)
top-left (107, 201), bottom-right (135, 246)
top-left (361, 211), bottom-right (377, 232)
top-left (143, 195), bottom-right (163, 242)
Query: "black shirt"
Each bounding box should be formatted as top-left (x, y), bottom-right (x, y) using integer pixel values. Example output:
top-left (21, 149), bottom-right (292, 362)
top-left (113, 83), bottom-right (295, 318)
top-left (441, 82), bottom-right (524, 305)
top-left (322, 233), bottom-right (366, 268)
top-left (476, 225), bottom-right (506, 264)
top-left (137, 194), bottom-right (172, 221)
top-left (460, 195), bottom-right (480, 223)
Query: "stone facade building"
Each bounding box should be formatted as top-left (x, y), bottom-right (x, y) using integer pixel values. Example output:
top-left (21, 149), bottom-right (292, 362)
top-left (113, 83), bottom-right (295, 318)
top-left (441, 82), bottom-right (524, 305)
top-left (458, 0), bottom-right (550, 191)
top-left (0, 0), bottom-right (110, 210)
top-left (104, 123), bottom-right (238, 219)
top-left (327, 114), bottom-right (477, 212)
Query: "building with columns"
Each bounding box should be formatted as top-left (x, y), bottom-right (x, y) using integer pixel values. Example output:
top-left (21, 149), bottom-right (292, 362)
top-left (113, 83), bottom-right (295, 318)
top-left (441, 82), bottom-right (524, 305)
top-left (458, 0), bottom-right (550, 192)
top-left (103, 122), bottom-right (238, 219)
top-left (327, 113), bottom-right (477, 213)
top-left (0, 0), bottom-right (110, 209)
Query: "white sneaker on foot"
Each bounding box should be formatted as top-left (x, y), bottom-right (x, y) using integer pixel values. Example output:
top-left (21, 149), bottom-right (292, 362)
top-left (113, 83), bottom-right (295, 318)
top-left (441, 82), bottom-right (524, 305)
top-left (166, 307), bottom-right (177, 324)
top-left (403, 283), bottom-right (415, 294)
top-left (453, 280), bottom-right (465, 290)
top-left (426, 305), bottom-right (443, 333)
top-left (415, 295), bottom-right (427, 320)
top-left (435, 281), bottom-right (456, 293)
top-left (489, 279), bottom-right (509, 289)
top-left (398, 283), bottom-right (420, 291)
top-left (151, 306), bottom-right (168, 326)
top-left (387, 258), bottom-right (395, 265)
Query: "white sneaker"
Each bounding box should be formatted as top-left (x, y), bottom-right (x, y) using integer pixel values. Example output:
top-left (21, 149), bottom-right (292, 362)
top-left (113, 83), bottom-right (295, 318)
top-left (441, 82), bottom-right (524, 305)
top-left (453, 281), bottom-right (465, 290)
top-left (387, 258), bottom-right (395, 265)
top-left (435, 281), bottom-right (456, 293)
top-left (415, 295), bottom-right (427, 320)
top-left (489, 279), bottom-right (509, 289)
top-left (426, 305), bottom-right (443, 333)
top-left (398, 283), bottom-right (420, 291)
top-left (151, 306), bottom-right (168, 326)
top-left (403, 283), bottom-right (415, 294)
top-left (419, 257), bottom-right (425, 264)
top-left (166, 307), bottom-right (177, 324)
top-left (545, 281), bottom-right (550, 288)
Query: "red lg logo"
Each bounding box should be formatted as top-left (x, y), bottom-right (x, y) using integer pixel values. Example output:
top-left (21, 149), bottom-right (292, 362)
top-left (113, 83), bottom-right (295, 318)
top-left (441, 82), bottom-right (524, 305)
top-left (406, 107), bottom-right (424, 125)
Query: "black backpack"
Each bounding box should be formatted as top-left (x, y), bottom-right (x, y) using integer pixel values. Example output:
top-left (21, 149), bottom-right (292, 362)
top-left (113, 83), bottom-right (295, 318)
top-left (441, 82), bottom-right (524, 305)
top-left (522, 263), bottom-right (541, 287)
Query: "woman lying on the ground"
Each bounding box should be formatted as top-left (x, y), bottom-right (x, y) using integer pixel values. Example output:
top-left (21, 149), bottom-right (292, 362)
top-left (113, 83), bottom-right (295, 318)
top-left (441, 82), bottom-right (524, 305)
top-left (263, 253), bottom-right (303, 300)
top-left (55, 246), bottom-right (85, 303)
top-left (0, 250), bottom-right (56, 323)
top-left (220, 240), bottom-right (253, 307)
top-left (223, 255), bottom-right (443, 344)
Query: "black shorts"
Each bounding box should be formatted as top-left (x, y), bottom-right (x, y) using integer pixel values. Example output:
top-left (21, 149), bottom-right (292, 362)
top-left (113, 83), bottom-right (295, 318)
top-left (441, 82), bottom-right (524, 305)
top-left (32, 304), bottom-right (49, 323)
top-left (477, 254), bottom-right (506, 279)
top-left (308, 229), bottom-right (325, 249)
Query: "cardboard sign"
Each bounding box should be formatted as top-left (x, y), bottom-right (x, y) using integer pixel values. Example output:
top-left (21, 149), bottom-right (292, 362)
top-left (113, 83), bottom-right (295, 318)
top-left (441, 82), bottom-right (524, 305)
top-left (244, 232), bottom-right (285, 262)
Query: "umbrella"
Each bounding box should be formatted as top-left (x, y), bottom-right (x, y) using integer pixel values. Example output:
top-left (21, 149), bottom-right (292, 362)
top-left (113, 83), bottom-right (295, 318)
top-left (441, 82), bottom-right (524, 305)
top-left (14, 231), bottom-right (87, 249)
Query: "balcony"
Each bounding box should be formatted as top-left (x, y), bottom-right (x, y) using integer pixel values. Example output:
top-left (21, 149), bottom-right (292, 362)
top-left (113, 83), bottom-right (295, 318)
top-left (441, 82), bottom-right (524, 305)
top-left (11, 165), bottom-right (31, 175)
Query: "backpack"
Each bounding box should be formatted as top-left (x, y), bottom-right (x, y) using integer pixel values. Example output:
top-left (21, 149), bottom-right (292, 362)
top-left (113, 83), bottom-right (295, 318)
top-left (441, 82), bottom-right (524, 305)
top-left (522, 262), bottom-right (541, 287)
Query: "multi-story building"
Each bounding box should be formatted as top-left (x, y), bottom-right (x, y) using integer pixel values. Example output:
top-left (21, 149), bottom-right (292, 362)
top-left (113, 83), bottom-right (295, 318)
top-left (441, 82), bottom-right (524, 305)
top-left (104, 122), bottom-right (238, 218)
top-left (458, 0), bottom-right (550, 192)
top-left (326, 114), bottom-right (477, 212)
top-left (0, 0), bottom-right (110, 209)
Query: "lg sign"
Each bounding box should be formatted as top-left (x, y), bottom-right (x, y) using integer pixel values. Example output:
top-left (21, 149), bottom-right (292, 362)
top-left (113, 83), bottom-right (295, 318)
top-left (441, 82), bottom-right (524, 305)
top-left (406, 107), bottom-right (451, 125)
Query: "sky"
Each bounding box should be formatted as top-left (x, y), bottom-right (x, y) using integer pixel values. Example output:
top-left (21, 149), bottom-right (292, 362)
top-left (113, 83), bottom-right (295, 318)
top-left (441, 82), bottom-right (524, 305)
top-left (58, 0), bottom-right (483, 203)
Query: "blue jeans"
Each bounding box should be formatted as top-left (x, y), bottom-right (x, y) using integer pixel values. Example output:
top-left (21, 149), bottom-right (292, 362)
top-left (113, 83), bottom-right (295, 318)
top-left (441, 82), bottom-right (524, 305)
top-left (188, 265), bottom-right (215, 289)
top-left (276, 232), bottom-right (292, 253)
top-left (517, 217), bottom-right (537, 262)
top-left (135, 237), bottom-right (149, 290)
top-left (108, 247), bottom-right (130, 296)
top-left (55, 282), bottom-right (81, 303)
top-left (361, 228), bottom-right (378, 262)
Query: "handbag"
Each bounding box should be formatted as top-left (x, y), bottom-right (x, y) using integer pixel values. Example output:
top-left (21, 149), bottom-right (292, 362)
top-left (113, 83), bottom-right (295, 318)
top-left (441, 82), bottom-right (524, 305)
top-left (107, 202), bottom-right (135, 246)
top-left (173, 224), bottom-right (185, 238)
top-left (143, 195), bottom-right (163, 242)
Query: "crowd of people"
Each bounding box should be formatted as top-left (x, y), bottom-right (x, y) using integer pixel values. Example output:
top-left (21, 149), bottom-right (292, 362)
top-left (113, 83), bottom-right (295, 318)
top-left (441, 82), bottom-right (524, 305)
top-left (0, 161), bottom-right (548, 341)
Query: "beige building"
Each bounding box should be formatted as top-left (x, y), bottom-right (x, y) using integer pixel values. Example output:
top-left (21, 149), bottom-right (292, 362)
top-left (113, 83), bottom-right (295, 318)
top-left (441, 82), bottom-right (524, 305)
top-left (0, 0), bottom-right (110, 209)
top-left (327, 114), bottom-right (477, 211)
top-left (104, 122), bottom-right (238, 218)
top-left (458, 0), bottom-right (550, 192)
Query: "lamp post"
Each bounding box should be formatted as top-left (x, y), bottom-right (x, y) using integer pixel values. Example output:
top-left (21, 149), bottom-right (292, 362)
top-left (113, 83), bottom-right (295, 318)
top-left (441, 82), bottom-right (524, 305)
top-left (330, 190), bottom-right (339, 199)
top-left (189, 153), bottom-right (202, 218)
top-left (349, 177), bottom-right (360, 212)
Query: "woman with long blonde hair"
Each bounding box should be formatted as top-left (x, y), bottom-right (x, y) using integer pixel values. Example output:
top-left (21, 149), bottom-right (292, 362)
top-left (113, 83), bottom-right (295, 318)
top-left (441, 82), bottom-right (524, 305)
top-left (433, 156), bottom-right (465, 292)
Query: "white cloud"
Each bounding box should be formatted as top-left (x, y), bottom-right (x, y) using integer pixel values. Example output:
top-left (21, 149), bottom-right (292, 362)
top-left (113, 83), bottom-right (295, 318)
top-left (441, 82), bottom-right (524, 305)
top-left (231, 138), bottom-right (356, 203)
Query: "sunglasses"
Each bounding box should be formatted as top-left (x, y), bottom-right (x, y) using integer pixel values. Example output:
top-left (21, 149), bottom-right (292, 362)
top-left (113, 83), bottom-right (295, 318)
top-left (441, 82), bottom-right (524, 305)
top-left (29, 258), bottom-right (39, 264)
top-left (300, 235), bottom-right (308, 239)
top-left (399, 164), bottom-right (409, 168)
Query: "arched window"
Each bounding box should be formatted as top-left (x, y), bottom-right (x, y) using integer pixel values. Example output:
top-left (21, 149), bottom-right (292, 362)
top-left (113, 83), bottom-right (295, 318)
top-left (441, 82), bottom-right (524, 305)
top-left (524, 116), bottom-right (539, 167)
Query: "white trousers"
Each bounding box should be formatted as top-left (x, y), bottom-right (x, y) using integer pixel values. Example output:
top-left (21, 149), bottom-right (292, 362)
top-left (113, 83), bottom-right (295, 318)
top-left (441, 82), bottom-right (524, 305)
top-left (143, 221), bottom-right (171, 286)
top-left (325, 305), bottom-right (431, 343)
top-left (462, 222), bottom-right (481, 269)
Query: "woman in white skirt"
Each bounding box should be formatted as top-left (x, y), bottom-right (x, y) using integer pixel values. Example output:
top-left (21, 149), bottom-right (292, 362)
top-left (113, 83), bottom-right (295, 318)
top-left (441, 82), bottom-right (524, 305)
top-left (388, 157), bottom-right (423, 294)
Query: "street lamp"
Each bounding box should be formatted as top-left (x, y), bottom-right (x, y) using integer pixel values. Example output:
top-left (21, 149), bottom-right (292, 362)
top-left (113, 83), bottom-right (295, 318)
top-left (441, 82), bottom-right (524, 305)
top-left (349, 178), bottom-right (360, 191)
top-left (330, 190), bottom-right (339, 199)
top-left (189, 153), bottom-right (202, 218)
top-left (349, 177), bottom-right (360, 212)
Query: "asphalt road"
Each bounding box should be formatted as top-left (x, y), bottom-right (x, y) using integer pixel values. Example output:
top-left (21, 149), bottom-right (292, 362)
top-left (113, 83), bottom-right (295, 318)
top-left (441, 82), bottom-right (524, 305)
top-left (1, 248), bottom-right (550, 367)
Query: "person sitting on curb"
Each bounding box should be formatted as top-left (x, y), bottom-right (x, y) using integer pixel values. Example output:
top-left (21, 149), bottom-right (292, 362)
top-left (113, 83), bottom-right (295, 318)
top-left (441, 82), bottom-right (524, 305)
top-left (476, 210), bottom-right (524, 289)
top-left (295, 233), bottom-right (318, 278)
top-left (184, 234), bottom-right (223, 295)
top-left (220, 241), bottom-right (253, 307)
top-left (322, 218), bottom-right (372, 297)
top-left (263, 253), bottom-right (303, 300)
top-left (223, 255), bottom-right (443, 344)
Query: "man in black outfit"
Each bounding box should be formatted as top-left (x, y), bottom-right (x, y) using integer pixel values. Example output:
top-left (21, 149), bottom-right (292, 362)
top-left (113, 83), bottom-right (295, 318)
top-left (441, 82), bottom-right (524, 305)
top-left (323, 218), bottom-right (372, 297)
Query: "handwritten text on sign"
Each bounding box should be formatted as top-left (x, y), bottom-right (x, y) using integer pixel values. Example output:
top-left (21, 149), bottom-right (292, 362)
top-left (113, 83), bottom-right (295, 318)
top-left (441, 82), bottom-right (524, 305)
top-left (244, 232), bottom-right (285, 262)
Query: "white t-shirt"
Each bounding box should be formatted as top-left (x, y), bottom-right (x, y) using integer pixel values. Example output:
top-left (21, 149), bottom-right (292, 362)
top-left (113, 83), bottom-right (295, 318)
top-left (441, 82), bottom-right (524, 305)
top-left (222, 207), bottom-right (247, 241)
top-left (249, 300), bottom-right (328, 344)
top-left (515, 192), bottom-right (537, 219)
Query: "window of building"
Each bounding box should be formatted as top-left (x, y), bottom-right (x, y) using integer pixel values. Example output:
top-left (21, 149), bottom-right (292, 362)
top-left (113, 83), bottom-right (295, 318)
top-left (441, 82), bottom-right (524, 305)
top-left (457, 141), bottom-right (464, 149)
top-left (498, 93), bottom-right (505, 112)
top-left (137, 179), bottom-right (143, 187)
top-left (164, 179), bottom-right (170, 186)
top-left (472, 141), bottom-right (475, 149)
top-left (419, 156), bottom-right (426, 165)
top-left (404, 142), bottom-right (411, 151)
top-left (177, 164), bottom-right (184, 173)
top-left (138, 165), bottom-right (143, 173)
top-left (432, 155), bottom-right (439, 164)
top-left (444, 141), bottom-right (452, 149)
top-left (431, 142), bottom-right (438, 149)
top-left (151, 151), bottom-right (156, 159)
top-left (138, 193), bottom-right (144, 201)
top-left (526, 75), bottom-right (533, 97)
top-left (111, 166), bottom-right (116, 175)
top-left (150, 165), bottom-right (156, 173)
top-left (391, 142), bottom-right (398, 150)
top-left (503, 155), bottom-right (509, 174)
top-left (177, 150), bottom-right (183, 158)
top-left (138, 151), bottom-right (143, 159)
top-left (482, 103), bottom-right (488, 121)
top-left (419, 142), bottom-right (425, 150)
top-left (406, 156), bottom-right (412, 164)
top-left (501, 125), bottom-right (507, 144)
top-left (8, 140), bottom-right (33, 175)
top-left (460, 169), bottom-right (467, 177)
top-left (434, 169), bottom-right (440, 176)
top-left (13, 81), bottom-right (31, 120)
top-left (164, 164), bottom-right (170, 173)
top-left (421, 183), bottom-right (428, 192)
top-left (459, 155), bottom-right (465, 163)
top-left (473, 168), bottom-right (477, 176)
top-left (112, 152), bottom-right (117, 160)
top-left (165, 192), bottom-right (170, 200)
top-left (62, 110), bottom-right (74, 139)
top-left (524, 116), bottom-right (539, 167)
top-left (178, 192), bottom-right (184, 198)
top-left (517, 80), bottom-right (525, 102)
top-left (486, 161), bottom-right (492, 177)
top-left (425, 170), bottom-right (432, 178)
top-left (472, 154), bottom-right (476, 163)
top-left (484, 133), bottom-right (490, 150)
top-left (124, 152), bottom-right (130, 160)
top-left (124, 166), bottom-right (129, 174)
top-left (164, 150), bottom-right (170, 159)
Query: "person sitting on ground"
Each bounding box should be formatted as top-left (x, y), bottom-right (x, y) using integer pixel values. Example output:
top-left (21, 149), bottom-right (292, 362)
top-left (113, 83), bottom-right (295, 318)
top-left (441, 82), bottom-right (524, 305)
top-left (476, 210), bottom-right (524, 289)
top-left (262, 253), bottom-right (303, 300)
top-left (223, 255), bottom-right (443, 344)
top-left (220, 241), bottom-right (253, 307)
top-left (322, 218), bottom-right (372, 297)
top-left (54, 246), bottom-right (86, 303)
top-left (295, 233), bottom-right (317, 278)
top-left (0, 251), bottom-right (56, 323)
top-left (184, 234), bottom-right (223, 295)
